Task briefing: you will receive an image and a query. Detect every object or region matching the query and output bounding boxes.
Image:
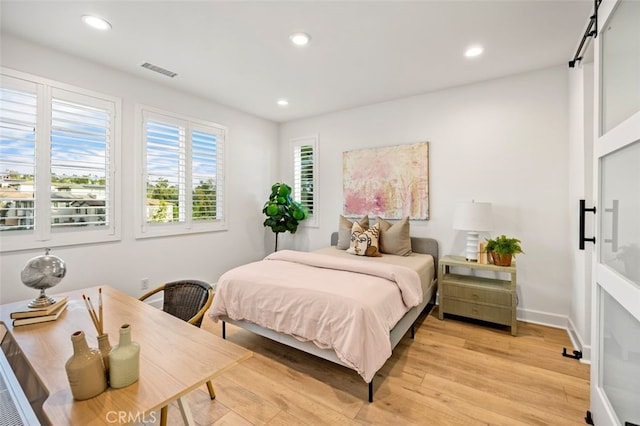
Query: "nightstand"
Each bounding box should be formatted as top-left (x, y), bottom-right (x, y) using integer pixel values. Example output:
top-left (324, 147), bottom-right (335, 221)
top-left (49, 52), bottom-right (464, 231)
top-left (438, 255), bottom-right (517, 336)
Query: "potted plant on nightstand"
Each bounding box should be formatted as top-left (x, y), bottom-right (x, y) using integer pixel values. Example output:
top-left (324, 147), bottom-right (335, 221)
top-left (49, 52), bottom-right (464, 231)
top-left (484, 235), bottom-right (524, 267)
top-left (262, 182), bottom-right (308, 252)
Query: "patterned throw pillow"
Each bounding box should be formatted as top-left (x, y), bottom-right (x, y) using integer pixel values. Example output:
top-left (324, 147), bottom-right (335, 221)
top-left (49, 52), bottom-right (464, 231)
top-left (346, 222), bottom-right (382, 257)
top-left (376, 216), bottom-right (412, 256)
top-left (337, 215), bottom-right (369, 250)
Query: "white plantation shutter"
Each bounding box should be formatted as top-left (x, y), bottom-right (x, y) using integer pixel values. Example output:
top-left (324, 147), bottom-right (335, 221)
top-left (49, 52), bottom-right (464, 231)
top-left (139, 107), bottom-right (226, 237)
top-left (50, 94), bottom-right (112, 228)
top-left (191, 126), bottom-right (224, 221)
top-left (0, 80), bottom-right (37, 231)
top-left (145, 118), bottom-right (186, 223)
top-left (292, 135), bottom-right (318, 227)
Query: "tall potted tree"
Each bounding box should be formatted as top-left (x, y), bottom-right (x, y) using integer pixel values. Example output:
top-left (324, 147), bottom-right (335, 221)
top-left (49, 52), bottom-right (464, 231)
top-left (262, 182), bottom-right (308, 251)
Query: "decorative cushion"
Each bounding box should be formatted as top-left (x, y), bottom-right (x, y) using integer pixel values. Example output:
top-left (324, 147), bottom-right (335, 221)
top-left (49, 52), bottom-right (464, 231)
top-left (337, 215), bottom-right (369, 250)
top-left (376, 216), bottom-right (412, 256)
top-left (346, 222), bottom-right (382, 257)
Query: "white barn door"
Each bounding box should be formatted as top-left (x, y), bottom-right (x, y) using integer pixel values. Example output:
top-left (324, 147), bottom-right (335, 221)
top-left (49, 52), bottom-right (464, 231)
top-left (590, 0), bottom-right (640, 424)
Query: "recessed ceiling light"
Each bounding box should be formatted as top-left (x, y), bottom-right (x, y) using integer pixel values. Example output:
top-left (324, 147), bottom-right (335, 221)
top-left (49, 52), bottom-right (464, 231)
top-left (81, 15), bottom-right (112, 31)
top-left (277, 99), bottom-right (289, 107)
top-left (289, 32), bottom-right (311, 47)
top-left (465, 46), bottom-right (484, 58)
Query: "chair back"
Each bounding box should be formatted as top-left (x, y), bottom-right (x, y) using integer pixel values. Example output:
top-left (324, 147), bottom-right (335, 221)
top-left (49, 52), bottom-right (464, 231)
top-left (162, 280), bottom-right (212, 327)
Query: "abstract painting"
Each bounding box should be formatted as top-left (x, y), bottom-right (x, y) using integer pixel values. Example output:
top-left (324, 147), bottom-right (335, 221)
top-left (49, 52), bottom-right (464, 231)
top-left (343, 142), bottom-right (429, 220)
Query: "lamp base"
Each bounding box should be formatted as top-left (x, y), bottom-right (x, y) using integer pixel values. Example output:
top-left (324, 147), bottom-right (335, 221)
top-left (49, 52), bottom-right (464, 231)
top-left (465, 231), bottom-right (479, 262)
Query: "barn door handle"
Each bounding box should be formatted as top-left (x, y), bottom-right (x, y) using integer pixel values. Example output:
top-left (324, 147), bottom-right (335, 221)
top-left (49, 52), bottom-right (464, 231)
top-left (579, 199), bottom-right (596, 250)
top-left (604, 200), bottom-right (619, 252)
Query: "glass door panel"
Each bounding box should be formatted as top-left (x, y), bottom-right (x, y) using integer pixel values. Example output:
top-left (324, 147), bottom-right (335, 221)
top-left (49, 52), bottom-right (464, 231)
top-left (600, 289), bottom-right (640, 424)
top-left (601, 0), bottom-right (640, 134)
top-left (599, 140), bottom-right (640, 286)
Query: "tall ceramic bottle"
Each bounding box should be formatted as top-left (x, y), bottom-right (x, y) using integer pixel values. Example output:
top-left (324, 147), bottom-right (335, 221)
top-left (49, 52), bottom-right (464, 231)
top-left (109, 323), bottom-right (140, 388)
top-left (65, 331), bottom-right (107, 400)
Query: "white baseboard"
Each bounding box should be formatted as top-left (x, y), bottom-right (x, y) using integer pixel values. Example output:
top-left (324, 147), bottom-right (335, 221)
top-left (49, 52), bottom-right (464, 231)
top-left (517, 308), bottom-right (591, 364)
top-left (567, 316), bottom-right (592, 364)
top-left (517, 307), bottom-right (567, 328)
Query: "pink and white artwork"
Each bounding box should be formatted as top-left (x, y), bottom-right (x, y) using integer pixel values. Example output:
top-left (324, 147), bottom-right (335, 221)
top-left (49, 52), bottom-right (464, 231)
top-left (343, 142), bottom-right (429, 220)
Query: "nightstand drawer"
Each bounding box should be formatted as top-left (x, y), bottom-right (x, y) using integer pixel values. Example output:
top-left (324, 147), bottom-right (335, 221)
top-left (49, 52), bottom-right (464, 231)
top-left (444, 299), bottom-right (512, 326)
top-left (442, 283), bottom-right (512, 306)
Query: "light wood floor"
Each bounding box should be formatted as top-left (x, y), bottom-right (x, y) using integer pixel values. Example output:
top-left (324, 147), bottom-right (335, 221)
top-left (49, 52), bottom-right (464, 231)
top-left (158, 308), bottom-right (590, 425)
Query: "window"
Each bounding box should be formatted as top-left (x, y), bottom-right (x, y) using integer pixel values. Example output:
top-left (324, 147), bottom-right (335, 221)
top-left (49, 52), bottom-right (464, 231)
top-left (137, 106), bottom-right (226, 238)
top-left (0, 69), bottom-right (121, 252)
top-left (292, 135), bottom-right (318, 227)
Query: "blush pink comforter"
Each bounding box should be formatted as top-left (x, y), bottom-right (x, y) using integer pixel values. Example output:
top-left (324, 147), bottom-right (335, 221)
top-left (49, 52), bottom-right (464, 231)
top-left (209, 250), bottom-right (422, 382)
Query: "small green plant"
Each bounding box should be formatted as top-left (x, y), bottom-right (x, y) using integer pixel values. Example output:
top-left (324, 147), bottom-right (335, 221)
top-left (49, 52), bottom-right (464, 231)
top-left (484, 235), bottom-right (524, 256)
top-left (262, 182), bottom-right (308, 251)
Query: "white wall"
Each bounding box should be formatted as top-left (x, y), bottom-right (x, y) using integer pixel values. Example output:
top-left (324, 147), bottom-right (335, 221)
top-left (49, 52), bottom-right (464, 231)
top-left (0, 35), bottom-right (279, 304)
top-left (278, 66), bottom-right (573, 324)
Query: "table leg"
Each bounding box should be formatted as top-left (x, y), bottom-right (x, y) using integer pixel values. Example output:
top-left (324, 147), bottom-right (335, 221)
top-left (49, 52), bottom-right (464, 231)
top-left (176, 397), bottom-right (195, 426)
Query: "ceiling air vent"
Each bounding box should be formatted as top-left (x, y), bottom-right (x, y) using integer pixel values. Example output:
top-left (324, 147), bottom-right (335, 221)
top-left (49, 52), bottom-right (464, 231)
top-left (141, 62), bottom-right (178, 78)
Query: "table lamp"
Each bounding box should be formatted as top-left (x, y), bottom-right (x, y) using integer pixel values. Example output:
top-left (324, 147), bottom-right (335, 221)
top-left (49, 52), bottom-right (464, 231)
top-left (453, 201), bottom-right (493, 262)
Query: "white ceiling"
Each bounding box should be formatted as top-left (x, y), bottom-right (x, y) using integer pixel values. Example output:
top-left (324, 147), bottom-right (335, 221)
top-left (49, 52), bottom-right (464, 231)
top-left (0, 1), bottom-right (592, 123)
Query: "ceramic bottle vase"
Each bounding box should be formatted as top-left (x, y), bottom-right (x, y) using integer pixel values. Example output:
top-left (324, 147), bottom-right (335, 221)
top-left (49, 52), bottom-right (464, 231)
top-left (109, 323), bottom-right (140, 388)
top-left (65, 330), bottom-right (107, 400)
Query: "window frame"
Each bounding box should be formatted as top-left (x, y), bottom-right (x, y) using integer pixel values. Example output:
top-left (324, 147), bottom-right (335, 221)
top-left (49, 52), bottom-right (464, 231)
top-left (0, 67), bottom-right (121, 253)
top-left (291, 134), bottom-right (318, 228)
top-left (135, 104), bottom-right (227, 239)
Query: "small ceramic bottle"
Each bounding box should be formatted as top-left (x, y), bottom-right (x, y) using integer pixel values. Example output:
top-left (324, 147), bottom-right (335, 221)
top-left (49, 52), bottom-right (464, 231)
top-left (109, 323), bottom-right (140, 388)
top-left (65, 330), bottom-right (107, 400)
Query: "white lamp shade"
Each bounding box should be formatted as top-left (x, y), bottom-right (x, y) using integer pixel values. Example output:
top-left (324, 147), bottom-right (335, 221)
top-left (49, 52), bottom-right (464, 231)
top-left (452, 202), bottom-right (493, 231)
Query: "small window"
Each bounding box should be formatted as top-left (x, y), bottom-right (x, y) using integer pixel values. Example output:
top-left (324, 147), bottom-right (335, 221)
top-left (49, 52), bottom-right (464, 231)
top-left (137, 106), bottom-right (226, 238)
top-left (292, 135), bottom-right (318, 227)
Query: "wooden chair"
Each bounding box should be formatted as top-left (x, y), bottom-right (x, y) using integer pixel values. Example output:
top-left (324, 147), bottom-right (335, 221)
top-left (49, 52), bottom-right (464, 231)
top-left (139, 280), bottom-right (215, 426)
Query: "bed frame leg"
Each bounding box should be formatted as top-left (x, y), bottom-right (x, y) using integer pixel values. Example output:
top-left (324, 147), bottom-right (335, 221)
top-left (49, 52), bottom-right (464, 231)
top-left (222, 321), bottom-right (226, 339)
top-left (368, 381), bottom-right (373, 403)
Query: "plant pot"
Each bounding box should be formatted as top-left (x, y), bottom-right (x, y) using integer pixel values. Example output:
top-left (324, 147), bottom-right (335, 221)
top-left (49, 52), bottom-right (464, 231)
top-left (490, 252), bottom-right (513, 267)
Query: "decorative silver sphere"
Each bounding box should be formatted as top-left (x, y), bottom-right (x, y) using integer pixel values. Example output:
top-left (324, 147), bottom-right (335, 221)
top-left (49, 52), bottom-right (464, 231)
top-left (21, 248), bottom-right (66, 308)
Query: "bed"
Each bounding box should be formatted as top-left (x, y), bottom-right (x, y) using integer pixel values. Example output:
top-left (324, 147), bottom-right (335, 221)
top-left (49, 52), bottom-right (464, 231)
top-left (209, 232), bottom-right (438, 401)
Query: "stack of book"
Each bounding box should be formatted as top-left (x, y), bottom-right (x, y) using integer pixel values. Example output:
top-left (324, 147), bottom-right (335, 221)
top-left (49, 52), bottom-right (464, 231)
top-left (11, 297), bottom-right (69, 327)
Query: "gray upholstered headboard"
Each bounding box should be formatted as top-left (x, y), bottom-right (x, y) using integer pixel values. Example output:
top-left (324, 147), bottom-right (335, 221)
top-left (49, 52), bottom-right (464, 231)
top-left (330, 231), bottom-right (439, 271)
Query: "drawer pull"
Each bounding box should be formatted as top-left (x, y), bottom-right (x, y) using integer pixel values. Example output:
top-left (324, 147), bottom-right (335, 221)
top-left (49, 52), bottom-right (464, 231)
top-left (471, 294), bottom-right (479, 300)
top-left (472, 308), bottom-right (480, 314)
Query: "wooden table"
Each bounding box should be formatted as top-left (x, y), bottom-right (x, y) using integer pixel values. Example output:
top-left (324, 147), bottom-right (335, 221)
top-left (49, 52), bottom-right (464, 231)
top-left (0, 286), bottom-right (251, 425)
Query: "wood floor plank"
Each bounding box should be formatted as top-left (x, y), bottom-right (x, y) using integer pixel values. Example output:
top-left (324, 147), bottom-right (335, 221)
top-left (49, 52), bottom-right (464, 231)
top-left (222, 356), bottom-right (363, 425)
top-left (212, 411), bottom-right (255, 426)
top-left (210, 374), bottom-right (282, 424)
top-left (403, 344), bottom-right (589, 420)
top-left (419, 372), bottom-right (586, 426)
top-left (200, 309), bottom-right (590, 425)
